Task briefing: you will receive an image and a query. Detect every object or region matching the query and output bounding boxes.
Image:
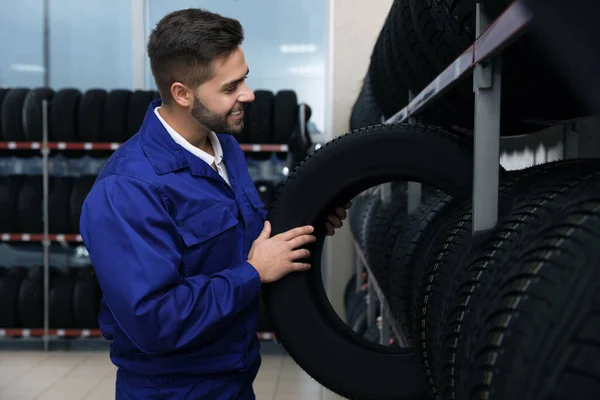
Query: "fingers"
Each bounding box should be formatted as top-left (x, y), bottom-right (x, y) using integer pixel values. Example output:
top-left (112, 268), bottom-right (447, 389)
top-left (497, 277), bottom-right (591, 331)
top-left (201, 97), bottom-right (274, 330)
top-left (289, 248), bottom-right (311, 260)
top-left (287, 234), bottom-right (317, 249)
top-left (333, 207), bottom-right (347, 220)
top-left (325, 222), bottom-right (335, 236)
top-left (257, 220), bottom-right (272, 240)
top-left (328, 214), bottom-right (343, 229)
top-left (278, 225), bottom-right (314, 241)
top-left (291, 262), bottom-right (311, 272)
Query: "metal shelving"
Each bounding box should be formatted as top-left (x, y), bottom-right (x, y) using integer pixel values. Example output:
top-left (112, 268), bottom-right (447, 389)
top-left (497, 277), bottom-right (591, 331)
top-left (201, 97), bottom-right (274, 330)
top-left (349, 0), bottom-right (577, 346)
top-left (0, 100), bottom-right (300, 349)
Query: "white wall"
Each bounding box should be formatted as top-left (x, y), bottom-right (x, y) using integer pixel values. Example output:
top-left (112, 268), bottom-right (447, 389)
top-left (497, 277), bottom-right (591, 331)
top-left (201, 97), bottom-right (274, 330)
top-left (324, 0), bottom-right (393, 317)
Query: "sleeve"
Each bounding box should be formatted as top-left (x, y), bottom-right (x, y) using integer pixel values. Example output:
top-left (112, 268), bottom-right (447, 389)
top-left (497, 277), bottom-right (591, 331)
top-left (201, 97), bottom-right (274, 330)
top-left (79, 174), bottom-right (262, 355)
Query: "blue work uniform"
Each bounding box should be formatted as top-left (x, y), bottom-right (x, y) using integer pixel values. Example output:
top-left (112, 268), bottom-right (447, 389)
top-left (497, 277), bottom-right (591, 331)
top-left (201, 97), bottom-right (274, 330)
top-left (79, 99), bottom-right (267, 399)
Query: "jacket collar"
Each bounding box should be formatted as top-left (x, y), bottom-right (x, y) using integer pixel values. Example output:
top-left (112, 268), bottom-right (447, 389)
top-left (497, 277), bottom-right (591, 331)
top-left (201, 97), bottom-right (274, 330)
top-left (139, 99), bottom-right (237, 182)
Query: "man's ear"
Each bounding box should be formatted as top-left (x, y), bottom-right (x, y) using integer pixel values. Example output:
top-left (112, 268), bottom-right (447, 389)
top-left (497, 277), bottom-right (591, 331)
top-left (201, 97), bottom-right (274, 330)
top-left (170, 82), bottom-right (193, 108)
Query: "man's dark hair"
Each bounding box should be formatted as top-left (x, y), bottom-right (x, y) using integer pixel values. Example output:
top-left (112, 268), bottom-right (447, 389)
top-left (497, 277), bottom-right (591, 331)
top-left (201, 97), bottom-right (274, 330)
top-left (147, 8), bottom-right (244, 104)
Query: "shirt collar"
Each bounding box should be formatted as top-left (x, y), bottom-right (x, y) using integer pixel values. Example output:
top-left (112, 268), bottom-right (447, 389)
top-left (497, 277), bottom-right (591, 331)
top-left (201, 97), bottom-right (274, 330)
top-left (153, 106), bottom-right (224, 166)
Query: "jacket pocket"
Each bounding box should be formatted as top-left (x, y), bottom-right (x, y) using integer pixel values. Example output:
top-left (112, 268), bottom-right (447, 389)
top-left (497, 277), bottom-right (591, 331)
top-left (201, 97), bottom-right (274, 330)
top-left (177, 203), bottom-right (239, 248)
top-left (242, 185), bottom-right (266, 211)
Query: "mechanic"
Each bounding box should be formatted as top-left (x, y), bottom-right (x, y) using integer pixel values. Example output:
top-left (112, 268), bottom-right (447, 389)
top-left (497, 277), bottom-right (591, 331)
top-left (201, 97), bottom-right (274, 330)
top-left (79, 8), bottom-right (348, 400)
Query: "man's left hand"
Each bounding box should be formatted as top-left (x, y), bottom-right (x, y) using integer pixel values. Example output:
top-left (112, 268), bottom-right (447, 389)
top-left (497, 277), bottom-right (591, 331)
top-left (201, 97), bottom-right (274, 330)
top-left (326, 201), bottom-right (352, 236)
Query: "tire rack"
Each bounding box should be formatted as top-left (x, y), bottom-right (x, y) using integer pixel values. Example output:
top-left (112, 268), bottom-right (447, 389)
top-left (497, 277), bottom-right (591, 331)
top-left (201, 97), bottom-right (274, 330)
top-left (0, 101), bottom-right (296, 350)
top-left (351, 1), bottom-right (550, 346)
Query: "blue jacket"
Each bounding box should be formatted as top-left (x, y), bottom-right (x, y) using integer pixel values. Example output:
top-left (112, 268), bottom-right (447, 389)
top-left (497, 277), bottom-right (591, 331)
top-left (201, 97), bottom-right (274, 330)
top-left (80, 100), bottom-right (266, 392)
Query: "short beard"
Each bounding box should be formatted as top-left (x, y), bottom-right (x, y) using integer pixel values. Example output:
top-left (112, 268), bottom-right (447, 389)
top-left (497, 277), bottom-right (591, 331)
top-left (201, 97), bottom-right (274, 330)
top-left (191, 96), bottom-right (245, 135)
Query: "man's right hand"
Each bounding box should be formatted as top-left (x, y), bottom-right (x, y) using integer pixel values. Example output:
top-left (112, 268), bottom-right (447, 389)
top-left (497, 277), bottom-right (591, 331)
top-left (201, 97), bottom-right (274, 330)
top-left (248, 221), bottom-right (316, 283)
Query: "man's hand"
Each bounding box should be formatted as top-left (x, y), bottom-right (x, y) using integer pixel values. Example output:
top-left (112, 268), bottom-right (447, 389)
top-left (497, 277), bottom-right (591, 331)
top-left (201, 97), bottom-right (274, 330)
top-left (248, 221), bottom-right (316, 283)
top-left (326, 201), bottom-right (352, 236)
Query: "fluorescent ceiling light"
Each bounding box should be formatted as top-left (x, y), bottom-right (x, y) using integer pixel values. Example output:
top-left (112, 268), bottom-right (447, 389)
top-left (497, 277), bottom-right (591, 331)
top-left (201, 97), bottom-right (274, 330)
top-left (280, 44), bottom-right (317, 54)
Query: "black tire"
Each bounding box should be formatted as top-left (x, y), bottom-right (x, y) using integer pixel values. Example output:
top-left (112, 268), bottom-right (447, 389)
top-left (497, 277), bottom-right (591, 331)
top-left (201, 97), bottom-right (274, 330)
top-left (414, 158), bottom-right (600, 398)
top-left (78, 89), bottom-right (106, 142)
top-left (465, 182), bottom-right (600, 400)
top-left (18, 266), bottom-right (44, 328)
top-left (442, 160), bottom-right (600, 400)
top-left (49, 177), bottom-right (75, 234)
top-left (263, 123), bottom-right (476, 400)
top-left (73, 266), bottom-right (102, 329)
top-left (23, 88), bottom-right (55, 142)
top-left (388, 190), bottom-right (458, 346)
top-left (0, 267), bottom-right (26, 327)
top-left (50, 88), bottom-right (81, 142)
top-left (49, 267), bottom-right (76, 329)
top-left (17, 176), bottom-right (43, 233)
top-left (257, 294), bottom-right (272, 332)
top-left (0, 88), bottom-right (10, 140)
top-left (349, 193), bottom-right (372, 241)
top-left (69, 176), bottom-right (97, 234)
top-left (350, 75), bottom-right (384, 130)
top-left (126, 90), bottom-right (154, 141)
top-left (273, 90), bottom-right (298, 144)
top-left (0, 175), bottom-right (24, 232)
top-left (358, 194), bottom-right (382, 252)
top-left (102, 89), bottom-right (132, 143)
top-left (365, 184), bottom-right (409, 300)
top-left (1, 88), bottom-right (29, 141)
top-left (247, 90), bottom-right (274, 144)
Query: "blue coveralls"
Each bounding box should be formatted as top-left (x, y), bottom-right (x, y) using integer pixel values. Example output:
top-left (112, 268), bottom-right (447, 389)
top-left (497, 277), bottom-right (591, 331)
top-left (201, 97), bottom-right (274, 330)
top-left (79, 99), bottom-right (267, 399)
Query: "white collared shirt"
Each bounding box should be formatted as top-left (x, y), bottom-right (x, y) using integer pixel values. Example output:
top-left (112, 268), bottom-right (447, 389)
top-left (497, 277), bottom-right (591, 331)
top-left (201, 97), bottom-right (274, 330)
top-left (154, 107), bottom-right (231, 186)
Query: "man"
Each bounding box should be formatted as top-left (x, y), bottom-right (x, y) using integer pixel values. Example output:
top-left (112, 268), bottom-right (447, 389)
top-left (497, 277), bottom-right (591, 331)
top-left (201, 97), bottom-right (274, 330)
top-left (79, 8), bottom-right (348, 400)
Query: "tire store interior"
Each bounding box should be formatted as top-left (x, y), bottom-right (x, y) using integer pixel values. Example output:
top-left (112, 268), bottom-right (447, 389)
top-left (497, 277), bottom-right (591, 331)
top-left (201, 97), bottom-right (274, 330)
top-left (1, 1), bottom-right (600, 399)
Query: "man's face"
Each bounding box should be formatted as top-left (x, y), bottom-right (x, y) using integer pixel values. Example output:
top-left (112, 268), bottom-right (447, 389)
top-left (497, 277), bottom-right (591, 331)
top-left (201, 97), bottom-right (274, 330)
top-left (191, 47), bottom-right (255, 134)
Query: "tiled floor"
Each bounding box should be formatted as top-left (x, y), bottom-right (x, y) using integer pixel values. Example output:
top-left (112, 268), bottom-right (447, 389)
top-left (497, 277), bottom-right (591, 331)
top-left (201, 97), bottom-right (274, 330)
top-left (0, 348), bottom-right (347, 400)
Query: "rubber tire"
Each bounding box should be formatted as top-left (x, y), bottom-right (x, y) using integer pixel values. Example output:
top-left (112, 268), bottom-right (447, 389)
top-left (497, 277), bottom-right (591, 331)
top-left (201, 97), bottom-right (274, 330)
top-left (69, 176), bottom-right (97, 234)
top-left (364, 184), bottom-right (409, 300)
top-left (17, 176), bottom-right (43, 233)
top-left (273, 90), bottom-right (298, 144)
top-left (23, 88), bottom-right (55, 141)
top-left (262, 123), bottom-right (476, 400)
top-left (49, 267), bottom-right (76, 329)
top-left (78, 89), bottom-right (106, 142)
top-left (18, 266), bottom-right (44, 328)
top-left (0, 88), bottom-right (10, 140)
top-left (0, 267), bottom-right (26, 327)
top-left (442, 160), bottom-right (600, 400)
top-left (0, 176), bottom-right (24, 232)
top-left (49, 177), bottom-right (75, 234)
top-left (247, 90), bottom-right (274, 144)
top-left (388, 190), bottom-right (458, 346)
top-left (465, 181), bottom-right (600, 400)
top-left (417, 159), bottom-right (600, 398)
top-left (102, 89), bottom-right (132, 143)
top-left (73, 266), bottom-right (102, 329)
top-left (126, 90), bottom-right (154, 141)
top-left (50, 88), bottom-right (81, 142)
top-left (1, 88), bottom-right (30, 141)
top-left (350, 75), bottom-right (384, 130)
top-left (358, 194), bottom-right (382, 251)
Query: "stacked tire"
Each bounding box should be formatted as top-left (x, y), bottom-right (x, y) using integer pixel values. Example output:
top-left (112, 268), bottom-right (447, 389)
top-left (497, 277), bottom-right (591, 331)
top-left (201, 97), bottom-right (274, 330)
top-left (0, 265), bottom-right (101, 329)
top-left (0, 87), bottom-right (159, 143)
top-left (261, 120), bottom-right (600, 400)
top-left (350, 0), bottom-right (587, 136)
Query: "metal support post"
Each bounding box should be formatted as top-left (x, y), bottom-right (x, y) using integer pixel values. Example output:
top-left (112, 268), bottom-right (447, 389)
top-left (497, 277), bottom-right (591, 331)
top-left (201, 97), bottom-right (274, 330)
top-left (407, 90), bottom-right (422, 212)
top-left (367, 278), bottom-right (377, 328)
top-left (380, 305), bottom-right (389, 345)
top-left (42, 100), bottom-right (50, 351)
top-left (472, 1), bottom-right (502, 233)
top-left (355, 247), bottom-right (362, 293)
